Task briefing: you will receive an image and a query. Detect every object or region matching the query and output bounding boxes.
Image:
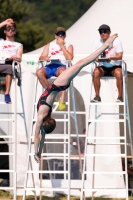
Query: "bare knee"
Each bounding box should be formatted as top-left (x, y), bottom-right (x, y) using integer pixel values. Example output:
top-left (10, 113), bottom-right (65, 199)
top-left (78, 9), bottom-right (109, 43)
top-left (56, 67), bottom-right (66, 76)
top-left (114, 68), bottom-right (122, 79)
top-left (36, 68), bottom-right (46, 79)
top-left (93, 68), bottom-right (102, 78)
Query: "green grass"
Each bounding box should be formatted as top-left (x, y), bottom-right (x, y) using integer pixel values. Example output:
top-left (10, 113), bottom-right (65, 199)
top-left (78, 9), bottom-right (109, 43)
top-left (0, 191), bottom-right (133, 200)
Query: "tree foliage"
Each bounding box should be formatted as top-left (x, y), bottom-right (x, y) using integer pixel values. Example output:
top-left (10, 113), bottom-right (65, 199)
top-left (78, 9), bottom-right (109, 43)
top-left (0, 0), bottom-right (96, 53)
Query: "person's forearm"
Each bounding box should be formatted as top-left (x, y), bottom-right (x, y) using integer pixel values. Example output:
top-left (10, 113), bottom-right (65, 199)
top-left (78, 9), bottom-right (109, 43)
top-left (108, 55), bottom-right (123, 61)
top-left (60, 45), bottom-right (73, 60)
top-left (14, 57), bottom-right (21, 62)
top-left (39, 56), bottom-right (49, 61)
top-left (0, 22), bottom-right (5, 28)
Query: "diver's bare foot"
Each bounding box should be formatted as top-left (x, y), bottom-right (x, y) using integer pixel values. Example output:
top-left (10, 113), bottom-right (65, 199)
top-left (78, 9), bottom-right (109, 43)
top-left (105, 33), bottom-right (118, 47)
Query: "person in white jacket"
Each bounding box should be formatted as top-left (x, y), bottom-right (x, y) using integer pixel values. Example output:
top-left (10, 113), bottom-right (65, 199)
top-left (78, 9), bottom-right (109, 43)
top-left (36, 27), bottom-right (74, 111)
top-left (0, 18), bottom-right (23, 103)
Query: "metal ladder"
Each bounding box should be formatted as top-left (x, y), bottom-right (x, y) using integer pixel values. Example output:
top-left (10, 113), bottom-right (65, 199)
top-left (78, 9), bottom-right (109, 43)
top-left (80, 61), bottom-right (133, 200)
top-left (23, 60), bottom-right (82, 200)
top-left (0, 61), bottom-right (28, 200)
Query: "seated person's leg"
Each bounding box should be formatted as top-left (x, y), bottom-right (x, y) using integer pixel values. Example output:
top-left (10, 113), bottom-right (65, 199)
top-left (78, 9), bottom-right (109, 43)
top-left (5, 74), bottom-right (12, 103)
top-left (112, 66), bottom-right (123, 102)
top-left (56, 66), bottom-right (66, 110)
top-left (0, 64), bottom-right (13, 103)
top-left (36, 67), bottom-right (50, 89)
top-left (91, 66), bottom-right (104, 102)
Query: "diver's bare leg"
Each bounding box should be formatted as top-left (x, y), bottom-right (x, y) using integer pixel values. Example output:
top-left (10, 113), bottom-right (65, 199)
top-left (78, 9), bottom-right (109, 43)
top-left (54, 34), bottom-right (118, 86)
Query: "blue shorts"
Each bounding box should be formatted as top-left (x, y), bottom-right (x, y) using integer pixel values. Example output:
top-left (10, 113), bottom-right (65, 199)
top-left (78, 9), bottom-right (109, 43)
top-left (43, 63), bottom-right (66, 79)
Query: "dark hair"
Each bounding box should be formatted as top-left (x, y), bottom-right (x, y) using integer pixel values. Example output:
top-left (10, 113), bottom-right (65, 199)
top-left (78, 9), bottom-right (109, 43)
top-left (43, 116), bottom-right (56, 133)
top-left (4, 23), bottom-right (16, 30)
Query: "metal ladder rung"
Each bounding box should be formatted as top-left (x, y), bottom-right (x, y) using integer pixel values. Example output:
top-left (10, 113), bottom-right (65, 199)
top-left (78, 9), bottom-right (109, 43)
top-left (0, 135), bottom-right (14, 138)
top-left (0, 102), bottom-right (12, 105)
top-left (0, 170), bottom-right (14, 172)
top-left (31, 135), bottom-right (69, 139)
top-left (0, 141), bottom-right (14, 144)
top-left (84, 153), bottom-right (125, 157)
top-left (0, 187), bottom-right (14, 190)
top-left (88, 119), bottom-right (125, 122)
top-left (53, 111), bottom-right (86, 114)
top-left (0, 152), bottom-right (14, 155)
top-left (0, 112), bottom-right (24, 114)
top-left (86, 136), bottom-right (125, 140)
top-left (82, 189), bottom-right (126, 192)
top-left (25, 188), bottom-right (68, 191)
top-left (87, 142), bottom-right (126, 145)
top-left (0, 119), bottom-right (14, 121)
top-left (33, 118), bottom-right (69, 122)
top-left (29, 153), bottom-right (69, 156)
top-left (89, 102), bottom-right (124, 105)
top-left (83, 171), bottom-right (126, 174)
top-left (27, 170), bottom-right (69, 173)
top-left (41, 141), bottom-right (69, 144)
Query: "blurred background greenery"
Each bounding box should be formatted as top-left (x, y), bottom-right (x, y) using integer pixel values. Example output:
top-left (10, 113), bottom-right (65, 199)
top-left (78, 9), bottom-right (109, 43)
top-left (0, 0), bottom-right (96, 53)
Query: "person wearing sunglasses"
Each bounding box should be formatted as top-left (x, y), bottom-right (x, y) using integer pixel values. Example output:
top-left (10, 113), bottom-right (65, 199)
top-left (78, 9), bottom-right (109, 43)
top-left (36, 27), bottom-right (74, 111)
top-left (0, 18), bottom-right (23, 103)
top-left (91, 24), bottom-right (123, 103)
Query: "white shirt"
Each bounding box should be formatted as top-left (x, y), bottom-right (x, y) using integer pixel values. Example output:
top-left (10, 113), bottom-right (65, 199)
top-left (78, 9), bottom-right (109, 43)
top-left (0, 39), bottom-right (22, 61)
top-left (48, 40), bottom-right (71, 65)
top-left (92, 37), bottom-right (123, 68)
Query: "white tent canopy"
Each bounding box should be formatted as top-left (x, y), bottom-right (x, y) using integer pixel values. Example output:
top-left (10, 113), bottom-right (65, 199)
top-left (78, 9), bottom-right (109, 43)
top-left (22, 0), bottom-right (133, 72)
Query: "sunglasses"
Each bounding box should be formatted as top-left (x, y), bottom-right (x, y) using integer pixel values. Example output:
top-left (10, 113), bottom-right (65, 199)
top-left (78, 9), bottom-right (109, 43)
top-left (56, 31), bottom-right (66, 36)
top-left (99, 29), bottom-right (109, 35)
top-left (6, 27), bottom-right (15, 32)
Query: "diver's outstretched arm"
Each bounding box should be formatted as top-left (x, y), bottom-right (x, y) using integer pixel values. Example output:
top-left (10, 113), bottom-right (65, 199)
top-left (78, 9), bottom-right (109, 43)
top-left (34, 125), bottom-right (46, 163)
top-left (54, 34), bottom-right (118, 86)
top-left (38, 125), bottom-right (46, 157)
top-left (34, 105), bottom-right (48, 149)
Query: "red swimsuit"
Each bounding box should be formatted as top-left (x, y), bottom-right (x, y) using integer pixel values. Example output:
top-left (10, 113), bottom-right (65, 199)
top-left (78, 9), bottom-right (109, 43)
top-left (37, 83), bottom-right (70, 111)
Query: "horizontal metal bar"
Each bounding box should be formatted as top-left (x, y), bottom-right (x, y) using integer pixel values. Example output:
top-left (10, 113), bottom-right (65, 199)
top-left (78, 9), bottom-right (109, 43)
top-left (0, 119), bottom-right (14, 121)
top-left (83, 171), bottom-right (126, 174)
top-left (31, 135), bottom-right (69, 139)
top-left (88, 119), bottom-right (124, 122)
top-left (27, 170), bottom-right (69, 174)
top-left (96, 113), bottom-right (125, 115)
top-left (83, 189), bottom-right (126, 191)
top-left (21, 141), bottom-right (69, 144)
top-left (86, 136), bottom-right (125, 140)
top-left (53, 111), bottom-right (86, 115)
top-left (0, 112), bottom-right (23, 114)
top-left (0, 141), bottom-right (14, 144)
top-left (25, 188), bottom-right (68, 191)
top-left (29, 153), bottom-right (69, 156)
top-left (0, 153), bottom-right (14, 155)
top-left (89, 103), bottom-right (124, 105)
top-left (0, 187), bottom-right (14, 190)
top-left (0, 135), bottom-right (14, 138)
top-left (0, 170), bottom-right (14, 172)
top-left (87, 143), bottom-right (126, 145)
top-left (85, 154), bottom-right (125, 157)
top-left (33, 119), bottom-right (69, 122)
top-left (35, 156), bottom-right (84, 160)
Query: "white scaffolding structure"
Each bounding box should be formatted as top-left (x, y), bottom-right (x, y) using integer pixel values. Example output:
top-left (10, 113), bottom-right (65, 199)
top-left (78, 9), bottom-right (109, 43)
top-left (0, 61), bottom-right (28, 200)
top-left (80, 61), bottom-right (133, 200)
top-left (23, 60), bottom-right (83, 200)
